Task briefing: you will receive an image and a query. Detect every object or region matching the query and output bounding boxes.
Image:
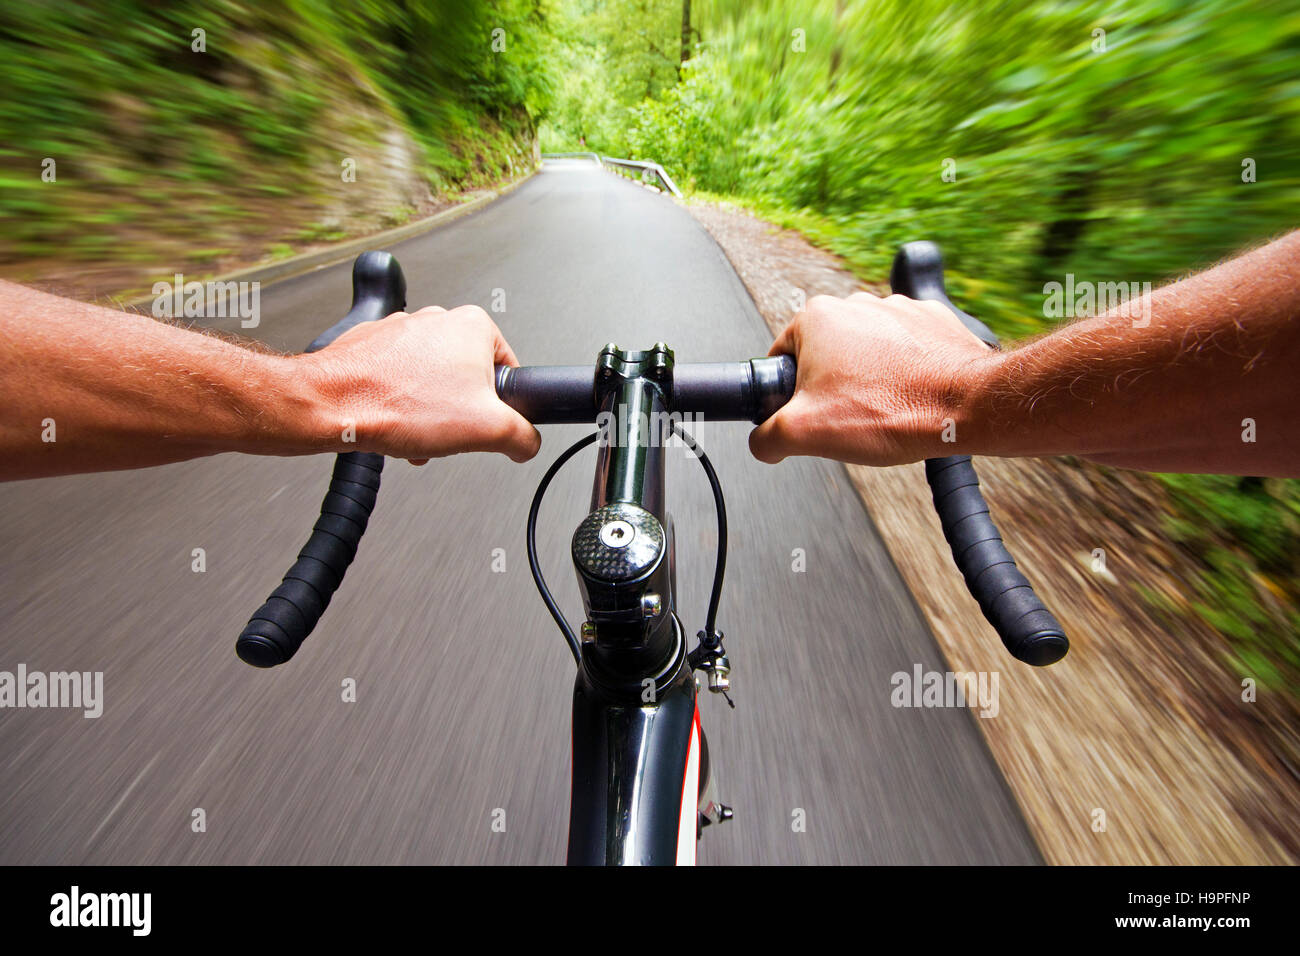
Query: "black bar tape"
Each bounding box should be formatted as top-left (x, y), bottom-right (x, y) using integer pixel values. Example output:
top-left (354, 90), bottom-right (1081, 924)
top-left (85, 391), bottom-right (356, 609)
top-left (236, 452), bottom-right (384, 667)
top-left (925, 456), bottom-right (1068, 665)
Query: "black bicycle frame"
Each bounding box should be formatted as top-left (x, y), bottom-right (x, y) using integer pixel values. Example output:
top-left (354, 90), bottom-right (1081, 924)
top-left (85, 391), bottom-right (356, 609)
top-left (566, 345), bottom-right (702, 865)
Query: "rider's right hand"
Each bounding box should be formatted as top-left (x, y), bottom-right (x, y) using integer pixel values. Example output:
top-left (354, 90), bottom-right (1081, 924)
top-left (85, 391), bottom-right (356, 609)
top-left (748, 292), bottom-right (994, 467)
top-left (297, 304), bottom-right (542, 464)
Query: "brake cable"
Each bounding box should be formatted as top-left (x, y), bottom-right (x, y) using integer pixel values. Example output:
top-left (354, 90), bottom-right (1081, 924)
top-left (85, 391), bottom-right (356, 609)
top-left (671, 422), bottom-right (727, 637)
top-left (674, 423), bottom-right (736, 708)
top-left (526, 432), bottom-right (598, 664)
top-left (525, 424), bottom-right (730, 669)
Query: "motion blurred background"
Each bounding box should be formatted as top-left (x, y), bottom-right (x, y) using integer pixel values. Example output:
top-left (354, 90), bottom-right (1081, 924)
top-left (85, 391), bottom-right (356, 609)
top-left (1, 0), bottom-right (1297, 862)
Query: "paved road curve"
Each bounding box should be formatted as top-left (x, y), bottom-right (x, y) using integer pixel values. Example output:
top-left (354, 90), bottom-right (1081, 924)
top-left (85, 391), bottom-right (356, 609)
top-left (0, 161), bottom-right (1039, 864)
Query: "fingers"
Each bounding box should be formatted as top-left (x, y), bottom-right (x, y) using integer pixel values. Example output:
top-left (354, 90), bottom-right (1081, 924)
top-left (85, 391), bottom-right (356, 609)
top-left (457, 310), bottom-right (530, 452)
top-left (408, 303), bottom-right (536, 461)
top-left (438, 303), bottom-right (519, 370)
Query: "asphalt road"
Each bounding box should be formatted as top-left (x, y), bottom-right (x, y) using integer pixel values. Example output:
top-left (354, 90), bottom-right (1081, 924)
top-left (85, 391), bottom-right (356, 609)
top-left (0, 160), bottom-right (1040, 864)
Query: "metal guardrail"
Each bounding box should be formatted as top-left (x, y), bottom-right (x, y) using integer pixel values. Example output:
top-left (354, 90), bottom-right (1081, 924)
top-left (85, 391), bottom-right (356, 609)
top-left (541, 152), bottom-right (682, 199)
top-left (543, 151), bottom-right (602, 164)
top-left (600, 157), bottom-right (682, 199)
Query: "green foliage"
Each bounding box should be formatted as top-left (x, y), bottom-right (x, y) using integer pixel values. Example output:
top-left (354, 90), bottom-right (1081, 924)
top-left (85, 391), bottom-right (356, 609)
top-left (550, 0), bottom-right (1300, 335)
top-left (0, 0), bottom-right (555, 260)
top-left (543, 0), bottom-right (1300, 691)
top-left (542, 0), bottom-right (685, 151)
top-left (329, 0), bottom-right (555, 160)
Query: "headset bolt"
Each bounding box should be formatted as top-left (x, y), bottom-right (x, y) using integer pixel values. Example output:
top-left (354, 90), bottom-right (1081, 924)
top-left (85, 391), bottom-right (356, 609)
top-left (599, 519), bottom-right (635, 548)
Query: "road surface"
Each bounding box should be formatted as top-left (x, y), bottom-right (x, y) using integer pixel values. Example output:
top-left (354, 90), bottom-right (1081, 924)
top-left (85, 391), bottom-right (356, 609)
top-left (0, 160), bottom-right (1039, 864)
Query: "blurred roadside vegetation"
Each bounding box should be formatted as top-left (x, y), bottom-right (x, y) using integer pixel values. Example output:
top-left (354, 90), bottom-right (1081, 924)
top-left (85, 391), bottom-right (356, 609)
top-left (543, 0), bottom-right (1300, 696)
top-left (0, 0), bottom-right (552, 289)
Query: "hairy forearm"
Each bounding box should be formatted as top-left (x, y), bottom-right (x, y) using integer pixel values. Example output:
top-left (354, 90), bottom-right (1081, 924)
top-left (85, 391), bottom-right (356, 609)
top-left (0, 282), bottom-right (334, 480)
top-left (966, 231), bottom-right (1300, 475)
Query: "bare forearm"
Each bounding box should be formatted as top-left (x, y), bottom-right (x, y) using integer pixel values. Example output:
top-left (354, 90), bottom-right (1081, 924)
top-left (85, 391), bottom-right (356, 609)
top-left (751, 230), bottom-right (1300, 476)
top-left (0, 281), bottom-right (539, 481)
top-left (967, 231), bottom-right (1300, 475)
top-left (0, 282), bottom-right (332, 480)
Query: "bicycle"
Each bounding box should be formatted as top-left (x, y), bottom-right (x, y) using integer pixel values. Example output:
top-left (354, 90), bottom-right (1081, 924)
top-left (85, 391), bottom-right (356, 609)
top-left (233, 241), bottom-right (1068, 865)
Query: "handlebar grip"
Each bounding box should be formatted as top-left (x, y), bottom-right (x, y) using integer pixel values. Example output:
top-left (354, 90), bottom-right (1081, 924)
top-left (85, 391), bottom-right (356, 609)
top-left (891, 241), bottom-right (1068, 666)
top-left (495, 364), bottom-right (595, 423)
top-left (748, 355), bottom-right (796, 424)
top-left (926, 456), bottom-right (1068, 665)
top-left (237, 453), bottom-right (384, 666)
top-left (236, 251), bottom-right (405, 668)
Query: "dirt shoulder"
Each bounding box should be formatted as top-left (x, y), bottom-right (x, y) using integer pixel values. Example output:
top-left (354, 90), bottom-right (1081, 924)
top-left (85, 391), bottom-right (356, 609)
top-left (689, 198), bottom-right (1298, 864)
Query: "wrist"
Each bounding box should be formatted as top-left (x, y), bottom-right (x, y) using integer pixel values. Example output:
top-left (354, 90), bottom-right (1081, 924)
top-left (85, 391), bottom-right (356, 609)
top-left (939, 349), bottom-right (1004, 457)
top-left (252, 353), bottom-right (351, 455)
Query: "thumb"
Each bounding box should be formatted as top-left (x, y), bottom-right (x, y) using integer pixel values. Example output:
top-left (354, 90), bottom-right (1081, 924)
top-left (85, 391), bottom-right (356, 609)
top-left (495, 408), bottom-right (542, 463)
top-left (748, 400), bottom-right (801, 464)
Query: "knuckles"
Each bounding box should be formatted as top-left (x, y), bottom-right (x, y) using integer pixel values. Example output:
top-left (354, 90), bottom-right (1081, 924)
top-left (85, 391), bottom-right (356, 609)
top-left (447, 303), bottom-right (492, 326)
top-left (804, 294), bottom-right (844, 318)
top-left (793, 294), bottom-right (857, 340)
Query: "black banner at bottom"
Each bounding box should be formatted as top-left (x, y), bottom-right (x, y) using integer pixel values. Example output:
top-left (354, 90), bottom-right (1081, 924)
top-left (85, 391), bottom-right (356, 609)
top-left (0, 864), bottom-right (1284, 941)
